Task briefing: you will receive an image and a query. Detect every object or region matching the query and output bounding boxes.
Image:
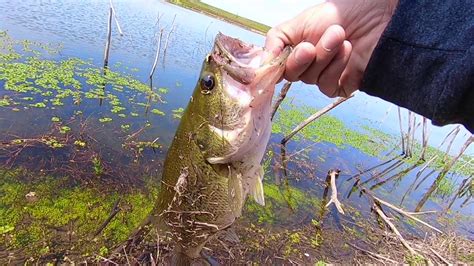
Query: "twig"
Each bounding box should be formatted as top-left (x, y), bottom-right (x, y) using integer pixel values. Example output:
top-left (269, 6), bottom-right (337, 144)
top-left (373, 195), bottom-right (443, 234)
top-left (443, 126), bottom-right (461, 161)
top-left (149, 28), bottom-right (164, 86)
top-left (437, 125), bottom-right (459, 149)
top-left (398, 107), bottom-right (405, 154)
top-left (94, 198), bottom-right (121, 237)
top-left (162, 14), bottom-right (177, 66)
top-left (373, 203), bottom-right (418, 255)
top-left (281, 95), bottom-right (353, 145)
top-left (325, 169), bottom-right (344, 214)
top-left (97, 256), bottom-right (119, 265)
top-left (109, 0), bottom-right (123, 36)
top-left (429, 247), bottom-right (450, 265)
top-left (404, 210), bottom-right (437, 215)
top-left (420, 117), bottom-right (429, 160)
top-left (122, 246), bottom-right (130, 266)
top-left (271, 82), bottom-right (292, 120)
top-left (406, 111), bottom-right (412, 156)
top-left (348, 242), bottom-right (397, 264)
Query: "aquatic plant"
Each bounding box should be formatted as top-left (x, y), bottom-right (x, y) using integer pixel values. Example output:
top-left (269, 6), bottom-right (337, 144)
top-left (0, 32), bottom-right (167, 128)
top-left (0, 167), bottom-right (156, 259)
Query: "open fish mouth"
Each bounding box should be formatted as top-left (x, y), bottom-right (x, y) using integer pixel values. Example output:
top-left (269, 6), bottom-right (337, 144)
top-left (211, 32), bottom-right (291, 90)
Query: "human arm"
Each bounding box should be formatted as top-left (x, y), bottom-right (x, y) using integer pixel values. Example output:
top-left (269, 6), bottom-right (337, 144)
top-left (265, 0), bottom-right (474, 132)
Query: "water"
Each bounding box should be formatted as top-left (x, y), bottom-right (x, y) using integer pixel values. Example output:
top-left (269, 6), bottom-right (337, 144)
top-left (0, 0), bottom-right (472, 263)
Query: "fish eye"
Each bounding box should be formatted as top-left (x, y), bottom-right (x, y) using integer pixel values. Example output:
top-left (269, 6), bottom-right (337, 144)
top-left (200, 74), bottom-right (215, 91)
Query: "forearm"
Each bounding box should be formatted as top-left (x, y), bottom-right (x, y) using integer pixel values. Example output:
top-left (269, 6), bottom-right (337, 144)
top-left (361, 0), bottom-right (474, 132)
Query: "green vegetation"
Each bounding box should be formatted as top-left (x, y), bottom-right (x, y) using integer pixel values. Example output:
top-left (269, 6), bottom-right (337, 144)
top-left (273, 102), bottom-right (473, 175)
top-left (0, 31), bottom-right (167, 127)
top-left (245, 182), bottom-right (320, 224)
top-left (0, 168), bottom-right (157, 258)
top-left (273, 103), bottom-right (394, 157)
top-left (172, 107), bottom-right (185, 119)
top-left (167, 0), bottom-right (270, 34)
top-left (151, 108), bottom-right (165, 116)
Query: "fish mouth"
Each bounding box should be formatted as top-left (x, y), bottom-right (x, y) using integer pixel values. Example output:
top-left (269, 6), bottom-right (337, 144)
top-left (211, 33), bottom-right (291, 86)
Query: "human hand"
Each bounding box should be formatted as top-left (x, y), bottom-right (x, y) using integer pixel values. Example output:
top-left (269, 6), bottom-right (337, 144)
top-left (265, 0), bottom-right (399, 97)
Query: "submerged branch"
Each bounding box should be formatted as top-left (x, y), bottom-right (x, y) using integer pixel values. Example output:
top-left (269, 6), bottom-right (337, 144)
top-left (94, 198), bottom-right (121, 237)
top-left (373, 195), bottom-right (443, 234)
top-left (271, 82), bottom-right (292, 121)
top-left (325, 169), bottom-right (344, 214)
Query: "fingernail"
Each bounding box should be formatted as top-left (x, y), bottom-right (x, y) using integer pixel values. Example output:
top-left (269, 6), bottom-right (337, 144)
top-left (322, 32), bottom-right (341, 52)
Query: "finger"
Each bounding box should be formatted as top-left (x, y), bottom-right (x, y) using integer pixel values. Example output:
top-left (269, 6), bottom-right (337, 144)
top-left (318, 40), bottom-right (352, 97)
top-left (339, 53), bottom-right (365, 95)
top-left (284, 42), bottom-right (316, 82)
top-left (265, 27), bottom-right (287, 56)
top-left (299, 25), bottom-right (345, 85)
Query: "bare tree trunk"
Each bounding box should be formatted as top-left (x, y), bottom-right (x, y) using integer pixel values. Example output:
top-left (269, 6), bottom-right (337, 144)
top-left (103, 7), bottom-right (113, 70)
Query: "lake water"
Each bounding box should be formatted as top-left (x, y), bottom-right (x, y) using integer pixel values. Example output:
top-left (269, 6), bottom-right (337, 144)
top-left (0, 0), bottom-right (472, 263)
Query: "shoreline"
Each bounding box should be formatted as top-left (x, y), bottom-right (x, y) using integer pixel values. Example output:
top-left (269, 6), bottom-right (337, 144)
top-left (166, 0), bottom-right (270, 36)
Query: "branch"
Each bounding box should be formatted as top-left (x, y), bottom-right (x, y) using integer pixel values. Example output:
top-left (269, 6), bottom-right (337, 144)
top-left (397, 107), bottom-right (405, 154)
top-left (325, 169), bottom-right (344, 214)
top-left (348, 242), bottom-right (397, 264)
top-left (109, 0), bottom-right (123, 36)
top-left (373, 195), bottom-right (443, 234)
top-left (103, 7), bottom-right (113, 69)
top-left (94, 198), bottom-right (121, 237)
top-left (271, 82), bottom-right (292, 121)
top-left (281, 95), bottom-right (353, 144)
top-left (429, 247), bottom-right (450, 265)
top-left (373, 203), bottom-right (418, 256)
top-left (162, 14), bottom-right (177, 66)
top-left (149, 28), bottom-right (164, 82)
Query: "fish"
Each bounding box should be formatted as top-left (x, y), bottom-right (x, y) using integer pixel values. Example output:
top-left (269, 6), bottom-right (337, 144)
top-left (152, 32), bottom-right (290, 262)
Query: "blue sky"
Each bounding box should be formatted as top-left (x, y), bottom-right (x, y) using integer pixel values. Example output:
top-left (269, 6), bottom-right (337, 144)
top-left (201, 0), bottom-right (324, 26)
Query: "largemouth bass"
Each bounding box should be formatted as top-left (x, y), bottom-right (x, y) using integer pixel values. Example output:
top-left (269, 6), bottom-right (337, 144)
top-left (154, 33), bottom-right (290, 261)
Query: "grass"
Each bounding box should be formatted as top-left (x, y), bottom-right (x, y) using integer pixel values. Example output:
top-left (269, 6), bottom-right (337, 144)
top-left (167, 0), bottom-right (270, 34)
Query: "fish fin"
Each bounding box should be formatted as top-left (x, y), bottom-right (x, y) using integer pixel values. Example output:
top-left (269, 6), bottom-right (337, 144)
top-left (250, 166), bottom-right (265, 206)
top-left (216, 227), bottom-right (240, 244)
top-left (228, 171), bottom-right (244, 217)
top-left (206, 156), bottom-right (227, 164)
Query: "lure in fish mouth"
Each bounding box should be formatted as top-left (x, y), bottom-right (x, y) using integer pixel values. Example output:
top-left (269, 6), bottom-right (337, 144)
top-left (155, 32), bottom-right (290, 260)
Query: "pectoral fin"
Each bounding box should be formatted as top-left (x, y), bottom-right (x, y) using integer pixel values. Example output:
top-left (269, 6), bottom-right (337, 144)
top-left (250, 166), bottom-right (265, 206)
top-left (228, 170), bottom-right (244, 217)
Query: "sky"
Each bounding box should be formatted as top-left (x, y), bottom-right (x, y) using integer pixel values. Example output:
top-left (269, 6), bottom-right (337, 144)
top-left (201, 0), bottom-right (324, 26)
